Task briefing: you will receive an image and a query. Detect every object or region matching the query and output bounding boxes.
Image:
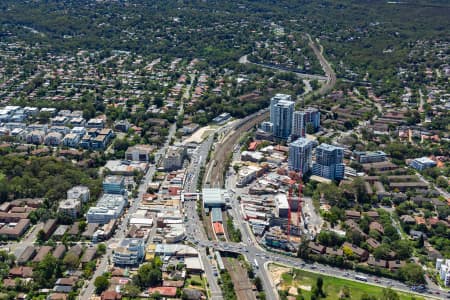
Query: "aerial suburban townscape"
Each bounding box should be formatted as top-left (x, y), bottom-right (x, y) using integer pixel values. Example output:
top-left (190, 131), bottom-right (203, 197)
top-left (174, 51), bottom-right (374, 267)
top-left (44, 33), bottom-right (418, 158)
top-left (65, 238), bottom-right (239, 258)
top-left (0, 1), bottom-right (449, 300)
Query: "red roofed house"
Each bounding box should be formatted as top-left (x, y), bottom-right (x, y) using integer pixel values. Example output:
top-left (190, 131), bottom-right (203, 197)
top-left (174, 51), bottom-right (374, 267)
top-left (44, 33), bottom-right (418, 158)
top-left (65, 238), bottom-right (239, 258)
top-left (149, 286), bottom-right (177, 297)
top-left (9, 266), bottom-right (33, 278)
top-left (248, 141), bottom-right (261, 151)
top-left (101, 290), bottom-right (122, 300)
top-left (415, 216), bottom-right (426, 225)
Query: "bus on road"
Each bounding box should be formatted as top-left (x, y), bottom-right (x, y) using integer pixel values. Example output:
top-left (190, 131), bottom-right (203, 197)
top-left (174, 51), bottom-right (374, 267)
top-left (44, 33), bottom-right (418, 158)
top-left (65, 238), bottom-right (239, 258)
top-left (254, 259), bottom-right (259, 269)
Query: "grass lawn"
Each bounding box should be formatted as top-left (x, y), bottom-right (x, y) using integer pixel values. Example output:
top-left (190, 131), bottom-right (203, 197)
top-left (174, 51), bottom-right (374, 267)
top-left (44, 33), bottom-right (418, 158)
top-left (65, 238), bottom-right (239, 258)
top-left (184, 274), bottom-right (206, 290)
top-left (272, 264), bottom-right (424, 300)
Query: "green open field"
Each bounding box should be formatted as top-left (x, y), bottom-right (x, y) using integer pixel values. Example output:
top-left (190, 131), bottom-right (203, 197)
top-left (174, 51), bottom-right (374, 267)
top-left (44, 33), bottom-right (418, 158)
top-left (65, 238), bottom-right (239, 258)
top-left (271, 263), bottom-right (424, 300)
top-left (184, 274), bottom-right (206, 290)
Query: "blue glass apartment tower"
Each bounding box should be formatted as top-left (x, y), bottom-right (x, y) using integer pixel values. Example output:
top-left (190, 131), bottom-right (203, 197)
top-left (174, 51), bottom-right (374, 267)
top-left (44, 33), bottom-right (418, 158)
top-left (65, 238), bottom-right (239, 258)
top-left (312, 143), bottom-right (345, 180)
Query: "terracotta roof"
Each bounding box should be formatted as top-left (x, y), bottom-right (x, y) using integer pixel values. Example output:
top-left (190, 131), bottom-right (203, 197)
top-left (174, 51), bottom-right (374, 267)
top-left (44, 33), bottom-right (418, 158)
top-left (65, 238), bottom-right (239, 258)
top-left (9, 266), bottom-right (33, 278)
top-left (101, 290), bottom-right (122, 300)
top-left (369, 221), bottom-right (384, 234)
top-left (415, 216), bottom-right (426, 225)
top-left (149, 286), bottom-right (177, 297)
top-left (325, 247), bottom-right (343, 256)
top-left (213, 222), bottom-right (224, 234)
top-left (366, 238), bottom-right (381, 249)
top-left (368, 256), bottom-right (387, 268)
top-left (388, 260), bottom-right (405, 270)
top-left (3, 278), bottom-right (16, 287)
top-left (345, 210), bottom-right (361, 218)
top-left (56, 277), bottom-right (77, 286)
top-left (308, 242), bottom-right (325, 254)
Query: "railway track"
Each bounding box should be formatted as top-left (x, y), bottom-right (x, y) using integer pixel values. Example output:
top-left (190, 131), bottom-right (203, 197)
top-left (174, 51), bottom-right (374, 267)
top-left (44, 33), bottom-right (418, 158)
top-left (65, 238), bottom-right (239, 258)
top-left (204, 111), bottom-right (269, 187)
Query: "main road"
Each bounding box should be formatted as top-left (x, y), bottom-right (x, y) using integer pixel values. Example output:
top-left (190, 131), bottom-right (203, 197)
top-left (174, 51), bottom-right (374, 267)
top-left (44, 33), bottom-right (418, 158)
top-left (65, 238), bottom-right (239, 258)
top-left (80, 76), bottom-right (192, 300)
top-left (196, 36), bottom-right (445, 300)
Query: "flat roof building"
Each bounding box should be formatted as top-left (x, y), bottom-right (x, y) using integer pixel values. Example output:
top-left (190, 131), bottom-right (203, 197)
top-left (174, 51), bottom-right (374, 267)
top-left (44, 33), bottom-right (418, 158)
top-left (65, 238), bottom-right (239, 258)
top-left (312, 143), bottom-right (345, 180)
top-left (275, 194), bottom-right (289, 218)
top-left (163, 146), bottom-right (186, 171)
top-left (87, 194), bottom-right (126, 224)
top-left (67, 186), bottom-right (90, 203)
top-left (202, 188), bottom-right (226, 209)
top-left (58, 198), bottom-right (81, 218)
top-left (410, 157), bottom-right (437, 171)
top-left (211, 207), bottom-right (223, 223)
top-left (113, 238), bottom-right (145, 266)
top-left (353, 150), bottom-right (387, 164)
top-left (292, 107), bottom-right (320, 138)
top-left (125, 145), bottom-right (154, 162)
top-left (270, 94), bottom-right (294, 139)
top-left (103, 175), bottom-right (126, 195)
top-left (288, 137), bottom-right (314, 174)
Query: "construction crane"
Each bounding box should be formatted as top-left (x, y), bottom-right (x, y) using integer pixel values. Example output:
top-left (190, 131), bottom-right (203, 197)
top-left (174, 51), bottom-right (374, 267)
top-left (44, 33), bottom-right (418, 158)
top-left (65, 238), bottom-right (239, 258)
top-left (287, 184), bottom-right (292, 242)
top-left (297, 172), bottom-right (303, 229)
top-left (287, 171), bottom-right (303, 242)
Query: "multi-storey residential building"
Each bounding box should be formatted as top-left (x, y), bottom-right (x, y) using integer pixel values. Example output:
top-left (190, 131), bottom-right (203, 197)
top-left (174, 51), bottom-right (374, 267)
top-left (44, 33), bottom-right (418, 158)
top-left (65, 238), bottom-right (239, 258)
top-left (49, 126), bottom-right (70, 135)
top-left (114, 120), bottom-right (131, 132)
top-left (71, 126), bottom-right (86, 137)
top-left (50, 116), bottom-right (69, 126)
top-left (312, 143), bottom-right (345, 180)
top-left (436, 259), bottom-right (450, 287)
top-left (292, 108), bottom-right (320, 138)
top-left (40, 107), bottom-right (57, 117)
top-left (44, 132), bottom-right (63, 146)
top-left (86, 118), bottom-right (104, 129)
top-left (62, 133), bottom-right (80, 148)
top-left (69, 117), bottom-right (86, 127)
top-left (113, 238), bottom-right (145, 266)
top-left (288, 137), bottom-right (314, 174)
top-left (270, 94), bottom-right (294, 139)
top-left (26, 130), bottom-right (45, 145)
top-left (27, 123), bottom-right (48, 134)
top-left (260, 121), bottom-right (273, 133)
top-left (67, 186), bottom-right (90, 203)
top-left (163, 146), bottom-right (186, 171)
top-left (58, 198), bottom-right (81, 218)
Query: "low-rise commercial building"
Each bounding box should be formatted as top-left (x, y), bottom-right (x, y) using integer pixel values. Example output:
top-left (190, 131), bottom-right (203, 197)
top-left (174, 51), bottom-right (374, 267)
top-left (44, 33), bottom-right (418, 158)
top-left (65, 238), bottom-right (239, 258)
top-left (125, 145), bottom-right (154, 162)
top-left (87, 194), bottom-right (127, 224)
top-left (237, 165), bottom-right (263, 187)
top-left (104, 160), bottom-right (149, 176)
top-left (353, 150), bottom-right (387, 164)
top-left (113, 238), bottom-right (145, 266)
top-left (202, 188), bottom-right (226, 209)
top-left (103, 175), bottom-right (126, 195)
top-left (410, 157), bottom-right (437, 171)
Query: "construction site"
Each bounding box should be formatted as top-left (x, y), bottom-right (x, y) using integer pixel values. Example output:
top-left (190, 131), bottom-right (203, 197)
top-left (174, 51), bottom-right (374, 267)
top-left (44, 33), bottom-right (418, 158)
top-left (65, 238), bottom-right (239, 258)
top-left (228, 141), bottom-right (321, 253)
